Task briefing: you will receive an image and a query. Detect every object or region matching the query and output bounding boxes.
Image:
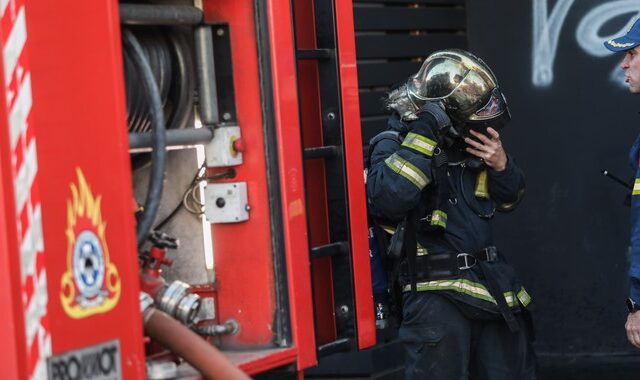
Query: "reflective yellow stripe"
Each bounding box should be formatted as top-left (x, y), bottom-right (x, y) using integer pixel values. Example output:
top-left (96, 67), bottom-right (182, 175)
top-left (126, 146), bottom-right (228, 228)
top-left (634, 179), bottom-right (640, 195)
top-left (385, 153), bottom-right (429, 189)
top-left (430, 210), bottom-right (447, 228)
top-left (403, 279), bottom-right (528, 307)
top-left (380, 225), bottom-right (395, 235)
top-left (402, 132), bottom-right (437, 157)
top-left (475, 169), bottom-right (489, 199)
top-left (517, 287), bottom-right (532, 307)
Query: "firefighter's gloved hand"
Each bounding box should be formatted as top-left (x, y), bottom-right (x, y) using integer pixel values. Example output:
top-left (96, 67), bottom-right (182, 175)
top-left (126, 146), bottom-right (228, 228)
top-left (401, 102), bottom-right (448, 158)
top-left (407, 101), bottom-right (451, 139)
top-left (419, 101), bottom-right (451, 130)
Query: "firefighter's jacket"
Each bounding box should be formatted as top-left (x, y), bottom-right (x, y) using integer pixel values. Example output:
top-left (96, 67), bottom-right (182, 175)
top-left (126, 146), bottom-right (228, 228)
top-left (629, 134), bottom-right (640, 304)
top-left (366, 111), bottom-right (532, 314)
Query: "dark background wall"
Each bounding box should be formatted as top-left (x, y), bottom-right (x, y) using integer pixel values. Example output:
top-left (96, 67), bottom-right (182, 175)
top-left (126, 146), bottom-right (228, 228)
top-left (354, 0), bottom-right (640, 377)
top-left (354, 0), bottom-right (467, 144)
top-left (467, 0), bottom-right (640, 363)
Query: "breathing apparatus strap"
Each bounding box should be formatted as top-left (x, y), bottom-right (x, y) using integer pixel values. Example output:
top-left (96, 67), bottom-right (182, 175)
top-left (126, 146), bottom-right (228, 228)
top-left (477, 260), bottom-right (520, 333)
top-left (404, 208), bottom-right (418, 294)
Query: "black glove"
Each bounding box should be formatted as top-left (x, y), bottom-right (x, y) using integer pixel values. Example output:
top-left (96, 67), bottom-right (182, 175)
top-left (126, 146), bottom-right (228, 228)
top-left (407, 101), bottom-right (451, 138)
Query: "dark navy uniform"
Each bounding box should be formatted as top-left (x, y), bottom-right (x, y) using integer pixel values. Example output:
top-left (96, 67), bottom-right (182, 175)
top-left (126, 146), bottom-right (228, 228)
top-left (629, 135), bottom-right (640, 306)
top-left (367, 111), bottom-right (536, 380)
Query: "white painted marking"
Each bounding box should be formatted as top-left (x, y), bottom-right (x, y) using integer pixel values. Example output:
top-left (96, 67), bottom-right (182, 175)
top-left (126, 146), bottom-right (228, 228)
top-left (575, 1), bottom-right (640, 88)
top-left (19, 219), bottom-right (35, 281)
top-left (9, 73), bottom-right (32, 150)
top-left (3, 6), bottom-right (26, 86)
top-left (532, 0), bottom-right (575, 87)
top-left (0, 0), bottom-right (10, 18)
top-left (14, 135), bottom-right (36, 214)
top-left (576, 1), bottom-right (640, 58)
top-left (30, 298), bottom-right (51, 380)
top-left (25, 268), bottom-right (47, 344)
top-left (18, 206), bottom-right (43, 283)
top-left (610, 63), bottom-right (627, 88)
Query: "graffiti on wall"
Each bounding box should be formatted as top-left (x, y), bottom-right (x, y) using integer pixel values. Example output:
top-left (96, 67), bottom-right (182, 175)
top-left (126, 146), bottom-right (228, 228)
top-left (532, 0), bottom-right (574, 87)
top-left (533, 0), bottom-right (640, 88)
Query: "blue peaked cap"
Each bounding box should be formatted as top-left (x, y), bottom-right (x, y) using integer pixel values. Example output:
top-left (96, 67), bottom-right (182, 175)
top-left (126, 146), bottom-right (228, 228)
top-left (605, 17), bottom-right (640, 52)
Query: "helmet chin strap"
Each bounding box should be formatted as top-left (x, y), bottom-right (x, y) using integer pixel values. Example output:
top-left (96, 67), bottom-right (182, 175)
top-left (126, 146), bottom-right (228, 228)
top-left (441, 128), bottom-right (465, 163)
top-left (447, 124), bottom-right (462, 139)
top-left (441, 124), bottom-right (484, 169)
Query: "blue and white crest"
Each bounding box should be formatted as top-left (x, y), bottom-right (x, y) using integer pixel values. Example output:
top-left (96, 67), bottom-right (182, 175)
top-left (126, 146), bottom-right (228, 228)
top-left (72, 230), bottom-right (106, 303)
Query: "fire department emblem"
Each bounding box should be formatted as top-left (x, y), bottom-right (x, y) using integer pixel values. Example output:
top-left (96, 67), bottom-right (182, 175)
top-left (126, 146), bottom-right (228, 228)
top-left (61, 168), bottom-right (121, 318)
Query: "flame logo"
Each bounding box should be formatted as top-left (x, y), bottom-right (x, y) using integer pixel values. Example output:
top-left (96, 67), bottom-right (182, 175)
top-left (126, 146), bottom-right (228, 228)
top-left (60, 168), bottom-right (120, 318)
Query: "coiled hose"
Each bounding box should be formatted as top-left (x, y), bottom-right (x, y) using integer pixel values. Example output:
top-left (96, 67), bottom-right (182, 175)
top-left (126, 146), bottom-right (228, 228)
top-left (123, 26), bottom-right (194, 135)
top-left (122, 28), bottom-right (167, 247)
top-left (122, 26), bottom-right (196, 246)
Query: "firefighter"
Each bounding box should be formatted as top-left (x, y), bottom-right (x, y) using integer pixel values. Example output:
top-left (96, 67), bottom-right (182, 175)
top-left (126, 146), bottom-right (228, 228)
top-left (603, 18), bottom-right (640, 348)
top-left (366, 49), bottom-right (536, 379)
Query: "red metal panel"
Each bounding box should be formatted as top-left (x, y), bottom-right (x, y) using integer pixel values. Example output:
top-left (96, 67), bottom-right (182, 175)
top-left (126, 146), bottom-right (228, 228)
top-left (201, 1), bottom-right (281, 349)
top-left (203, 0), bottom-right (316, 369)
top-left (335, 0), bottom-right (376, 349)
top-left (0, 0), bottom-right (52, 376)
top-left (293, 0), bottom-right (337, 345)
top-left (25, 0), bottom-right (145, 377)
top-left (233, 347), bottom-right (297, 375)
top-left (0, 203), bottom-right (24, 379)
top-left (0, 41), bottom-right (27, 379)
top-left (265, 0), bottom-right (317, 369)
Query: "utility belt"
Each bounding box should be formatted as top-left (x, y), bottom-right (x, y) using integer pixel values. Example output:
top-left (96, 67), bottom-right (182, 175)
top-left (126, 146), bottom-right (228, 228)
top-left (398, 246), bottom-right (500, 285)
top-left (399, 245), bottom-right (521, 333)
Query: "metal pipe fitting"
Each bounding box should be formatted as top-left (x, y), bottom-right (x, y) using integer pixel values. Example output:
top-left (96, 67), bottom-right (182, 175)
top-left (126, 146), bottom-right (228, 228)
top-left (194, 26), bottom-right (220, 126)
top-left (129, 128), bottom-right (214, 151)
top-left (195, 319), bottom-right (240, 336)
top-left (157, 281), bottom-right (189, 316)
top-left (176, 293), bottom-right (202, 325)
top-left (140, 291), bottom-right (155, 324)
top-left (155, 281), bottom-right (202, 325)
top-left (146, 360), bottom-right (177, 380)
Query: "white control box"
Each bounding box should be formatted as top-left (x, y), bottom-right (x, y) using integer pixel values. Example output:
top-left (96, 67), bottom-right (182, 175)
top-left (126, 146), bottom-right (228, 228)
top-left (204, 182), bottom-right (249, 223)
top-left (205, 125), bottom-right (243, 167)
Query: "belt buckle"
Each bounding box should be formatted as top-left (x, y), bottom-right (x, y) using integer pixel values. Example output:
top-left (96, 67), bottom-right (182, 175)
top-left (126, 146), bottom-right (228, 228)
top-left (484, 246), bottom-right (498, 262)
top-left (457, 253), bottom-right (476, 270)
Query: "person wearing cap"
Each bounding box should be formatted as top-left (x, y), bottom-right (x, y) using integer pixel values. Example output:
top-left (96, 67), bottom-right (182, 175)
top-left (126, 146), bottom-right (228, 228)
top-left (604, 18), bottom-right (640, 348)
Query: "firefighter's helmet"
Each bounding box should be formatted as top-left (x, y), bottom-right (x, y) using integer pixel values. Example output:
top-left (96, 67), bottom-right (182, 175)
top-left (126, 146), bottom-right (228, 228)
top-left (406, 49), bottom-right (510, 133)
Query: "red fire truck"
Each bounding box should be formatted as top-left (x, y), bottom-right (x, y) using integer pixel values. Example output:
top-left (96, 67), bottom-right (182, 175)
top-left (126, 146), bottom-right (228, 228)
top-left (0, 0), bottom-right (381, 378)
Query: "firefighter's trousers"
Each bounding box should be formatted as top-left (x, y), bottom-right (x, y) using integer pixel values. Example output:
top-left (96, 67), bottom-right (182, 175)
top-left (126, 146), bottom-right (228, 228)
top-left (399, 292), bottom-right (536, 380)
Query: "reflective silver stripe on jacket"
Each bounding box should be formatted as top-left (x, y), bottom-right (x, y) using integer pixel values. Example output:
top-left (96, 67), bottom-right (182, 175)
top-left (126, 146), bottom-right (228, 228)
top-left (385, 153), bottom-right (429, 189)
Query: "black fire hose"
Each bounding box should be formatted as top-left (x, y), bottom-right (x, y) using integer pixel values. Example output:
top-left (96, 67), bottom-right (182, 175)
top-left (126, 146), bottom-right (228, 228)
top-left (122, 28), bottom-right (167, 247)
top-left (123, 26), bottom-right (195, 172)
top-left (165, 30), bottom-right (194, 132)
